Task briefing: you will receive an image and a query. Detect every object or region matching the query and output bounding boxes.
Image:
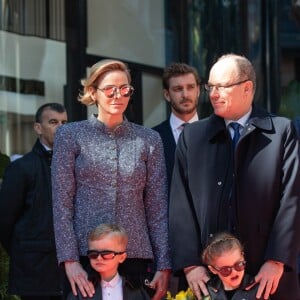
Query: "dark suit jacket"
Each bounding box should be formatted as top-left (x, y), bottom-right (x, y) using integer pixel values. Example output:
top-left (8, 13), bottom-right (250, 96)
top-left (169, 105), bottom-right (300, 299)
top-left (293, 116), bottom-right (300, 136)
top-left (152, 119), bottom-right (176, 189)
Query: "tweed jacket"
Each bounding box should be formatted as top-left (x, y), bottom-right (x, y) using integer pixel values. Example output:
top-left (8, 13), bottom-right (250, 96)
top-left (52, 115), bottom-right (171, 270)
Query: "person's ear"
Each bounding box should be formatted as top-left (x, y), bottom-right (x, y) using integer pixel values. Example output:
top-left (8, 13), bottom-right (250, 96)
top-left (197, 85), bottom-right (200, 97)
top-left (208, 265), bottom-right (218, 275)
top-left (34, 122), bottom-right (42, 135)
top-left (244, 81), bottom-right (253, 93)
top-left (88, 86), bottom-right (97, 103)
top-left (163, 89), bottom-right (171, 102)
top-left (119, 252), bottom-right (127, 263)
top-left (241, 251), bottom-right (245, 260)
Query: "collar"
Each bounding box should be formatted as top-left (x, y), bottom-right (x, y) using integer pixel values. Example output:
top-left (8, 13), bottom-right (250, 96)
top-left (101, 272), bottom-right (121, 288)
top-left (224, 107), bottom-right (252, 128)
top-left (208, 105), bottom-right (274, 142)
top-left (207, 273), bottom-right (256, 292)
top-left (40, 142), bottom-right (52, 152)
top-left (32, 139), bottom-right (52, 157)
top-left (170, 112), bottom-right (199, 130)
top-left (89, 114), bottom-right (131, 135)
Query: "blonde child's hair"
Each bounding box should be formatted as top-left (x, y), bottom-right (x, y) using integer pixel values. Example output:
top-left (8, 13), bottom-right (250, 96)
top-left (88, 223), bottom-right (128, 248)
top-left (202, 232), bottom-right (244, 265)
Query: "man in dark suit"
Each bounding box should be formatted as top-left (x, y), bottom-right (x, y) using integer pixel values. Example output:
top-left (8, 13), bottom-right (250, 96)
top-left (152, 62), bottom-right (201, 188)
top-left (0, 103), bottom-right (68, 300)
top-left (169, 54), bottom-right (300, 300)
top-left (292, 116), bottom-right (300, 286)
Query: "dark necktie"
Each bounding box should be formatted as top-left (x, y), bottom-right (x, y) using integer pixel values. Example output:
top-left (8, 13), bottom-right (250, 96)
top-left (227, 122), bottom-right (241, 233)
top-left (230, 122), bottom-right (241, 149)
top-left (181, 122), bottom-right (188, 129)
top-left (178, 123), bottom-right (188, 135)
top-left (45, 150), bottom-right (53, 166)
top-left (47, 150), bottom-right (53, 157)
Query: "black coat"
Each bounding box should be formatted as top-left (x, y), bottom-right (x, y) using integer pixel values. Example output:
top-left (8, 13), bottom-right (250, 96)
top-left (207, 274), bottom-right (263, 300)
top-left (169, 105), bottom-right (300, 299)
top-left (152, 119), bottom-right (176, 189)
top-left (0, 139), bottom-right (63, 296)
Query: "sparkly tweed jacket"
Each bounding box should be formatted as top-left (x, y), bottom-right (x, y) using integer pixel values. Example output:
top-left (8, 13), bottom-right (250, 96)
top-left (52, 115), bottom-right (171, 270)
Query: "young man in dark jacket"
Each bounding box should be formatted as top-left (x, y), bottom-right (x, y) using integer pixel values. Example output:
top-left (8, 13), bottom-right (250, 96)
top-left (0, 103), bottom-right (67, 300)
top-left (152, 62), bottom-right (200, 189)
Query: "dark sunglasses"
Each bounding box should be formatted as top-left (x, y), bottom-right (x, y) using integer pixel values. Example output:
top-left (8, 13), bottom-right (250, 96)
top-left (97, 85), bottom-right (134, 98)
top-left (87, 250), bottom-right (126, 260)
top-left (210, 260), bottom-right (246, 277)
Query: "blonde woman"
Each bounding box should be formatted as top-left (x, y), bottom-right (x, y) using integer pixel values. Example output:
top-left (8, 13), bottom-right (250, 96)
top-left (52, 59), bottom-right (171, 300)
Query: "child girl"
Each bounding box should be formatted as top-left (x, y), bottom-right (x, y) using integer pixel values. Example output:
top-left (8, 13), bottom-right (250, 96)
top-left (202, 232), bottom-right (267, 299)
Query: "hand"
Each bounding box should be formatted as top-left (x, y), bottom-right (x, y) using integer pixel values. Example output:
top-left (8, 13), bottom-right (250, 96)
top-left (64, 261), bottom-right (95, 298)
top-left (184, 266), bottom-right (210, 300)
top-left (149, 269), bottom-right (171, 300)
top-left (250, 260), bottom-right (284, 299)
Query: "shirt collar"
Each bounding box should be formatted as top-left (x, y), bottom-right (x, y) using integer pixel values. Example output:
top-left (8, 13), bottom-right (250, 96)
top-left (40, 142), bottom-right (52, 151)
top-left (224, 107), bottom-right (252, 128)
top-left (170, 112), bottom-right (199, 130)
top-left (101, 272), bottom-right (121, 288)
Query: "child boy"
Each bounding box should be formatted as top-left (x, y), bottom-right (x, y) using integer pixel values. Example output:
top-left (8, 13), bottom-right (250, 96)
top-left (67, 223), bottom-right (150, 300)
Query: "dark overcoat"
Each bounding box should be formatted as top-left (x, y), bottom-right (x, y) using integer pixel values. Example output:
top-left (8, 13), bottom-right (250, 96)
top-left (0, 139), bottom-right (63, 296)
top-left (169, 105), bottom-right (300, 299)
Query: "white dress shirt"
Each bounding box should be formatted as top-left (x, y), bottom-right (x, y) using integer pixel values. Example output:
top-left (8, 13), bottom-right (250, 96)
top-left (170, 112), bottom-right (199, 143)
top-left (101, 272), bottom-right (123, 300)
top-left (225, 108), bottom-right (252, 138)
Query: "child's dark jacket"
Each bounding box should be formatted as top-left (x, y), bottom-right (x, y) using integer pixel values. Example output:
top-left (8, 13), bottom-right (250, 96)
top-left (207, 274), bottom-right (267, 300)
top-left (67, 276), bottom-right (150, 300)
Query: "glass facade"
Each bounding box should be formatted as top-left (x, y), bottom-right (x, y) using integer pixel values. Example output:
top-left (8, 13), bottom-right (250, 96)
top-left (0, 0), bottom-right (66, 156)
top-left (279, 0), bottom-right (300, 119)
top-left (0, 0), bottom-right (299, 158)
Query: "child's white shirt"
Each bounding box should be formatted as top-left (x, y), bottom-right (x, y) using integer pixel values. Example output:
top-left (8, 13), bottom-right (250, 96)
top-left (101, 272), bottom-right (123, 300)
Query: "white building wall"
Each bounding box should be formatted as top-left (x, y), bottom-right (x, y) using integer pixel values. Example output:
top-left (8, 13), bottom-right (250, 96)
top-left (87, 0), bottom-right (165, 67)
top-left (0, 0), bottom-right (168, 155)
top-left (86, 0), bottom-right (167, 127)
